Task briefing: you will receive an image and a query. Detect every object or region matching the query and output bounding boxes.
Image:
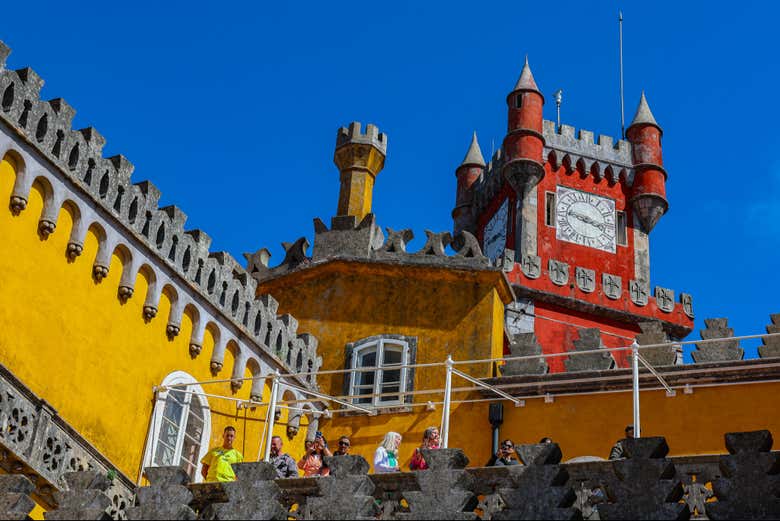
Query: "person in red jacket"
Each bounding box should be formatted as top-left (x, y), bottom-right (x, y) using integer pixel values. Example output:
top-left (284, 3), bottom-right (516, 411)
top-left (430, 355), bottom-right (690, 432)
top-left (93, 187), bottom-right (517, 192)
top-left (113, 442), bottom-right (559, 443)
top-left (409, 426), bottom-right (440, 471)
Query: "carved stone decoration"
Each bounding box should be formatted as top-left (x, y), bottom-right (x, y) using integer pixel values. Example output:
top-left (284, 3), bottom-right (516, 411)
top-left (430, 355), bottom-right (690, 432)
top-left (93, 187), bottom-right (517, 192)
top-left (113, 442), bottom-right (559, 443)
top-left (188, 343), bottom-right (202, 357)
top-left (279, 237), bottom-right (310, 270)
top-left (598, 437), bottom-right (687, 520)
top-left (653, 286), bottom-right (674, 313)
top-left (680, 293), bottom-right (694, 318)
top-left (629, 279), bottom-right (648, 306)
top-left (602, 273), bottom-right (622, 300)
top-left (758, 314), bottom-right (780, 359)
top-left (127, 467), bottom-right (196, 520)
top-left (498, 248), bottom-right (515, 272)
top-left (381, 227), bottom-right (414, 253)
top-left (66, 242), bottom-right (83, 259)
top-left (707, 430), bottom-right (780, 520)
top-left (243, 248), bottom-right (271, 281)
top-left (210, 361), bottom-right (223, 375)
top-left (306, 455), bottom-right (377, 520)
top-left (415, 230), bottom-right (453, 257)
top-left (502, 333), bottom-right (548, 376)
top-left (45, 471), bottom-right (113, 520)
top-left (575, 267), bottom-right (595, 293)
top-left (521, 254), bottom-right (541, 279)
top-left (573, 483), bottom-right (606, 521)
top-left (207, 462), bottom-right (286, 520)
top-left (142, 306), bottom-right (158, 320)
top-left (400, 449), bottom-right (478, 520)
top-left (564, 328), bottom-right (615, 372)
top-left (92, 264), bottom-right (109, 281)
top-left (118, 286), bottom-right (134, 301)
top-left (166, 324), bottom-right (180, 339)
top-left (38, 219), bottom-right (56, 237)
top-left (494, 443), bottom-right (577, 520)
top-left (548, 259), bottom-right (569, 286)
top-left (0, 474), bottom-right (36, 520)
top-left (9, 195), bottom-right (27, 214)
top-left (635, 321), bottom-right (677, 367)
top-left (682, 481), bottom-right (712, 519)
top-left (453, 231), bottom-right (487, 261)
top-left (691, 318), bottom-right (744, 363)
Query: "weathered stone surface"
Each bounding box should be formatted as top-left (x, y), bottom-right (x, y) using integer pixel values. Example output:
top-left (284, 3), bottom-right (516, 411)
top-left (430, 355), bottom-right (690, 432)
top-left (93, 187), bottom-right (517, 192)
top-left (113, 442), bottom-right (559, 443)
top-left (306, 455), bottom-right (377, 520)
top-left (598, 437), bottom-right (687, 520)
top-left (203, 462), bottom-right (286, 520)
top-left (45, 471), bottom-right (113, 520)
top-left (127, 467), bottom-right (195, 520)
top-left (494, 443), bottom-right (577, 520)
top-left (708, 430), bottom-right (780, 520)
top-left (692, 318), bottom-right (743, 363)
top-left (502, 333), bottom-right (548, 376)
top-left (400, 449), bottom-right (478, 520)
top-left (758, 314), bottom-right (780, 359)
top-left (0, 474), bottom-right (36, 521)
top-left (564, 328), bottom-right (615, 372)
top-left (635, 321), bottom-right (677, 367)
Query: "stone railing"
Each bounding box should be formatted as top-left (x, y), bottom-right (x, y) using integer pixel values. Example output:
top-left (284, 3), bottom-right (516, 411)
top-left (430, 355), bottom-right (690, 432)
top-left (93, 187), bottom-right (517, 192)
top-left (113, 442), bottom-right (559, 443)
top-left (0, 364), bottom-right (133, 518)
top-left (9, 429), bottom-right (778, 520)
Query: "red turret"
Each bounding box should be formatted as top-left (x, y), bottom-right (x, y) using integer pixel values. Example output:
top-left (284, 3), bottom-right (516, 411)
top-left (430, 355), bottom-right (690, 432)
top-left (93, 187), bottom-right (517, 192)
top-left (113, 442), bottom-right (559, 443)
top-left (626, 92), bottom-right (668, 232)
top-left (502, 57), bottom-right (545, 192)
top-left (452, 132), bottom-right (485, 236)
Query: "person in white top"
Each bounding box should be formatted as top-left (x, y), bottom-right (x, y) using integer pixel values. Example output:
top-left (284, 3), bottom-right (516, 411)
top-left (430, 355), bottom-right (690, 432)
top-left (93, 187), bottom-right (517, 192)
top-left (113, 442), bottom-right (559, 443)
top-left (374, 431), bottom-right (402, 473)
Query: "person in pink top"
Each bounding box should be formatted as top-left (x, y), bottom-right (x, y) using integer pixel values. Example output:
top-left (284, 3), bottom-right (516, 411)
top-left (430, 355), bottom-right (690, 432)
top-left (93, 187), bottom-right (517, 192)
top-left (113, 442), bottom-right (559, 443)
top-left (298, 433), bottom-right (332, 477)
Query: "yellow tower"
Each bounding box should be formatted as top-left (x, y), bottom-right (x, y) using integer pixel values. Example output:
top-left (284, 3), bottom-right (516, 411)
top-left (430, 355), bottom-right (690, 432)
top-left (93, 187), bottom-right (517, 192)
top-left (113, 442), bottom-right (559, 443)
top-left (333, 122), bottom-right (387, 221)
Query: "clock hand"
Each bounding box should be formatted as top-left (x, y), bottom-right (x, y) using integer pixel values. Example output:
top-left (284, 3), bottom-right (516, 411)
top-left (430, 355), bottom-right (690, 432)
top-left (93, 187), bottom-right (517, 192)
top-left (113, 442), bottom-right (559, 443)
top-left (568, 211), bottom-right (606, 231)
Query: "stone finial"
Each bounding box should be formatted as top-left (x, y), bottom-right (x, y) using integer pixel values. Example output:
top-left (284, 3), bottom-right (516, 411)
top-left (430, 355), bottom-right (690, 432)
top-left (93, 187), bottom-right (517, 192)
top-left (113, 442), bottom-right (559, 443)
top-left (502, 333), bottom-right (548, 376)
top-left (758, 314), bottom-right (780, 359)
top-left (691, 318), bottom-right (743, 363)
top-left (635, 321), bottom-right (677, 367)
top-left (628, 91), bottom-right (660, 130)
top-left (452, 231), bottom-right (486, 260)
top-left (380, 227), bottom-right (414, 253)
top-left (333, 122), bottom-right (387, 221)
top-left (0, 40), bottom-right (10, 70)
top-left (512, 56), bottom-right (540, 93)
top-left (460, 132), bottom-right (486, 167)
top-left (564, 328), bottom-right (615, 372)
top-left (415, 230), bottom-right (452, 256)
top-left (707, 430), bottom-right (780, 519)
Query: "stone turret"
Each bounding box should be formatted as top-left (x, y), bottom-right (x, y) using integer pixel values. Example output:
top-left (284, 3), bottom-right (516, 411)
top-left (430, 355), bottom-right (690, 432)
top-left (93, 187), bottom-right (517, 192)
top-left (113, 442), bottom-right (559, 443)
top-left (333, 122), bottom-right (387, 222)
top-left (452, 131), bottom-right (485, 236)
top-left (626, 92), bottom-right (668, 232)
top-left (502, 57), bottom-right (545, 194)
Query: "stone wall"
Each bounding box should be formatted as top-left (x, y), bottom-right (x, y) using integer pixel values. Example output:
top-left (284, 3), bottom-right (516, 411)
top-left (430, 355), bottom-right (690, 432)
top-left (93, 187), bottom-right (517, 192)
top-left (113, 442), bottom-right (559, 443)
top-left (11, 430), bottom-right (778, 520)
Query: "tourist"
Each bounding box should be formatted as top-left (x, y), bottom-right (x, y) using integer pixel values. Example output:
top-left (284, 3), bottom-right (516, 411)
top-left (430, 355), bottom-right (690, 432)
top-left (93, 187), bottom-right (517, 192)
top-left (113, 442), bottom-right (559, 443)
top-left (269, 435), bottom-right (298, 478)
top-left (200, 426), bottom-right (244, 482)
top-left (298, 432), bottom-right (332, 476)
top-left (333, 436), bottom-right (351, 456)
top-left (609, 425), bottom-right (635, 460)
top-left (374, 432), bottom-right (402, 473)
top-left (485, 439), bottom-right (519, 466)
top-left (409, 426), bottom-right (440, 470)
top-left (539, 437), bottom-right (553, 444)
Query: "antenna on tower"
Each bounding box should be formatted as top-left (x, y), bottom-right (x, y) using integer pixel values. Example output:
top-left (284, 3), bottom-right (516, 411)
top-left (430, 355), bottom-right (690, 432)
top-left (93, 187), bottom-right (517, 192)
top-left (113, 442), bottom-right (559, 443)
top-left (619, 9), bottom-right (626, 138)
top-left (553, 89), bottom-right (563, 130)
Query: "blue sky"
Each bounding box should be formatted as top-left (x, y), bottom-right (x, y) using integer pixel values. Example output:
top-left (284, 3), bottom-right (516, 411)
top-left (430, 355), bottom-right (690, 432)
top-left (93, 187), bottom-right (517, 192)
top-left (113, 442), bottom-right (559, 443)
top-left (2, 1), bottom-right (778, 359)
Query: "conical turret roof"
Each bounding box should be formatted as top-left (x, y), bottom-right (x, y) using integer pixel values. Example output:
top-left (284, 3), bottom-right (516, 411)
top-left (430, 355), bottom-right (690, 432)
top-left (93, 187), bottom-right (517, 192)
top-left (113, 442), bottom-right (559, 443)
top-left (460, 132), bottom-right (486, 167)
top-left (629, 91), bottom-right (660, 129)
top-left (513, 56), bottom-right (540, 93)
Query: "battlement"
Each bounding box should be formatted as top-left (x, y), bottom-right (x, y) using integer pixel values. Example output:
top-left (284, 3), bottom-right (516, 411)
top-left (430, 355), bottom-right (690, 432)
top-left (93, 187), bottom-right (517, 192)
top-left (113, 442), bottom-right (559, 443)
top-left (335, 121), bottom-right (387, 155)
top-left (0, 40), bottom-right (321, 389)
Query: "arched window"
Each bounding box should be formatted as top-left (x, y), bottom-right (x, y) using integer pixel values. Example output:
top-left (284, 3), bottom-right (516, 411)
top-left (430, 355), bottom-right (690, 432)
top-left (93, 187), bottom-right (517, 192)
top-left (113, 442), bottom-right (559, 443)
top-left (143, 371), bottom-right (211, 482)
top-left (345, 335), bottom-right (416, 407)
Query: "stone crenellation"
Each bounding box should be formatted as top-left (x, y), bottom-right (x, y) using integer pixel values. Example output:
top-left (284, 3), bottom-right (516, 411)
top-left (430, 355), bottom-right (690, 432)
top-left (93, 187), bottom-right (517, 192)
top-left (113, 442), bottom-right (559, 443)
top-left (0, 41), bottom-right (322, 390)
top-left (15, 429), bottom-right (779, 520)
top-left (758, 313), bottom-right (780, 359)
top-left (472, 121), bottom-right (634, 216)
top-left (335, 121), bottom-right (388, 155)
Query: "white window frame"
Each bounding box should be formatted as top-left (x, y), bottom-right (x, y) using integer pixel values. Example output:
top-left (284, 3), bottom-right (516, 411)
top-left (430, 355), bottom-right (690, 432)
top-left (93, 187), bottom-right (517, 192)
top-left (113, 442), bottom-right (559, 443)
top-left (141, 371), bottom-right (212, 483)
top-left (348, 337), bottom-right (411, 407)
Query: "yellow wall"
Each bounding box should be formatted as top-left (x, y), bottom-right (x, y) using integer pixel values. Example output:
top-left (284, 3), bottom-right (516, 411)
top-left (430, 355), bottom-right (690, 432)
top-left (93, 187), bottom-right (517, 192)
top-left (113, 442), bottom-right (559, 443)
top-left (257, 260), bottom-right (510, 469)
top-left (0, 156), bottom-right (309, 482)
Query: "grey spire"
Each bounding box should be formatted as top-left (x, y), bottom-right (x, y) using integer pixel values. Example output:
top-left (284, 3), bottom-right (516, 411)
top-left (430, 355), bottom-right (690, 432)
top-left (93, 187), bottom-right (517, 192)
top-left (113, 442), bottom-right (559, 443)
top-left (629, 91), bottom-right (660, 128)
top-left (460, 132), bottom-right (485, 167)
top-left (513, 56), bottom-right (540, 92)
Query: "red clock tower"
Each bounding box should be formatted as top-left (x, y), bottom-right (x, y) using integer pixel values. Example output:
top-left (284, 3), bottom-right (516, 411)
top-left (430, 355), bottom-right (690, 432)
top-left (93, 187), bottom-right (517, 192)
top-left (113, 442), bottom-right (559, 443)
top-left (453, 59), bottom-right (693, 373)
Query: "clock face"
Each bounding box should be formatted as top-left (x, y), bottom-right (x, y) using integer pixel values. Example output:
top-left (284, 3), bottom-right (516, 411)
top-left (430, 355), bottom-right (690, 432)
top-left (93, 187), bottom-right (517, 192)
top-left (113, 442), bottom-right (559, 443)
top-left (483, 199), bottom-right (509, 262)
top-left (555, 186), bottom-right (616, 253)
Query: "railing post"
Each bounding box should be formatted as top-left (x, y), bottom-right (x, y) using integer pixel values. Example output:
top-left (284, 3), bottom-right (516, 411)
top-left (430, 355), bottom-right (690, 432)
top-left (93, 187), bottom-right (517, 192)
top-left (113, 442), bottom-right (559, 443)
top-left (262, 371), bottom-right (280, 462)
top-left (440, 355), bottom-right (453, 449)
top-left (631, 341), bottom-right (641, 438)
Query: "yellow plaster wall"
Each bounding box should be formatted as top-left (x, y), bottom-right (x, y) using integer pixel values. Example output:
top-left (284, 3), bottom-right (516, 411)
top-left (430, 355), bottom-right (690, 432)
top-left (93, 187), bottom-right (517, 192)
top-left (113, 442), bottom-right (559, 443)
top-left (0, 156), bottom-right (309, 482)
top-left (257, 262), bottom-right (508, 469)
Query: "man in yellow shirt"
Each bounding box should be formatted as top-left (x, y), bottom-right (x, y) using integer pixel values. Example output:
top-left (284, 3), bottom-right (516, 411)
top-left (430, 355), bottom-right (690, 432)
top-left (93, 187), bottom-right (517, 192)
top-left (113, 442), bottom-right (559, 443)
top-left (200, 426), bottom-right (243, 482)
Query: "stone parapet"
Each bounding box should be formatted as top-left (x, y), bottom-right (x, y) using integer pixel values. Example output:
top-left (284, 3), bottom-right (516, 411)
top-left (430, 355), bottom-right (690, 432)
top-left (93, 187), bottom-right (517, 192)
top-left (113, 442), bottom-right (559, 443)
top-left (18, 430), bottom-right (779, 519)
